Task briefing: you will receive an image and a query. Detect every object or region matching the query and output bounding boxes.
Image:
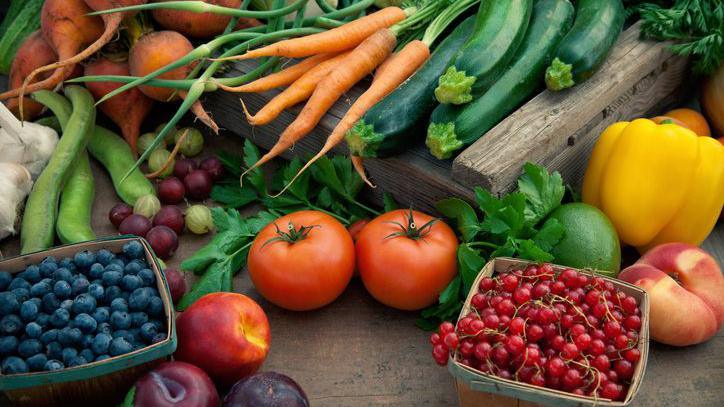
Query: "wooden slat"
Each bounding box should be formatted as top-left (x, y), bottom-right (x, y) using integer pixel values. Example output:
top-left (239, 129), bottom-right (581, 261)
top-left (453, 22), bottom-right (689, 194)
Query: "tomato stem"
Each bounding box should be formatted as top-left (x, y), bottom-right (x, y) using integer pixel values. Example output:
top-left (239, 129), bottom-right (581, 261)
top-left (385, 208), bottom-right (439, 241)
top-left (263, 221), bottom-right (319, 247)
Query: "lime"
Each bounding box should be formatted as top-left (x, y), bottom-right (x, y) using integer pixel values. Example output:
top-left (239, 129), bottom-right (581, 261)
top-left (547, 203), bottom-right (621, 275)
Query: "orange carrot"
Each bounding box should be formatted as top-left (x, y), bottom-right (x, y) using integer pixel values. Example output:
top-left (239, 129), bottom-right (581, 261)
top-left (229, 7), bottom-right (406, 61)
top-left (241, 51), bottom-right (351, 126)
top-left (276, 40), bottom-right (430, 194)
top-left (241, 29), bottom-right (398, 182)
top-left (351, 155), bottom-right (375, 188)
top-left (217, 53), bottom-right (338, 93)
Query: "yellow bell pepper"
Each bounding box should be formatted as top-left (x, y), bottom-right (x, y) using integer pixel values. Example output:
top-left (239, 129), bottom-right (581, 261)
top-left (582, 118), bottom-right (724, 252)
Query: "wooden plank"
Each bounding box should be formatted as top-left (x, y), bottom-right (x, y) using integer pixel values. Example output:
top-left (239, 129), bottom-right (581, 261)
top-left (453, 22), bottom-right (689, 194)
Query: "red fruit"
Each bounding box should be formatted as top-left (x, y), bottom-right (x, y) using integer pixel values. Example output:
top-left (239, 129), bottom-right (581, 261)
top-left (624, 315), bottom-right (642, 331)
top-left (439, 322), bottom-right (455, 335)
top-left (585, 290), bottom-right (601, 307)
top-left (509, 317), bottom-right (525, 335)
top-left (623, 348), bottom-right (641, 363)
top-left (546, 357), bottom-right (566, 377)
top-left (502, 274), bottom-right (519, 292)
top-left (604, 321), bottom-right (622, 339)
top-left (561, 343), bottom-right (579, 360)
top-left (523, 346), bottom-right (542, 366)
top-left (432, 344), bottom-right (448, 366)
top-left (614, 334), bottom-right (630, 350)
top-left (492, 347), bottom-right (510, 366)
top-left (621, 296), bottom-right (638, 315)
top-left (570, 324), bottom-right (587, 337)
top-left (600, 382), bottom-right (621, 400)
top-left (480, 277), bottom-right (495, 291)
top-left (119, 214), bottom-right (152, 237)
top-left (498, 369), bottom-right (512, 380)
top-left (551, 281), bottom-right (566, 295)
top-left (200, 156), bottom-right (225, 181)
top-left (429, 333), bottom-right (441, 345)
top-left (505, 335), bottom-right (525, 356)
top-left (153, 206), bottom-right (185, 235)
top-left (526, 324), bottom-right (544, 343)
top-left (132, 361), bottom-right (219, 407)
top-left (158, 177), bottom-right (186, 204)
top-left (109, 203), bottom-right (133, 228)
top-left (562, 369), bottom-right (582, 390)
top-left (543, 323), bottom-right (557, 340)
top-left (459, 340), bottom-right (475, 358)
top-left (532, 283), bottom-right (550, 299)
top-left (561, 314), bottom-right (575, 329)
top-left (513, 287), bottom-right (531, 304)
top-left (484, 314), bottom-right (500, 329)
top-left (607, 370), bottom-right (619, 383)
top-left (592, 329), bottom-right (606, 341)
top-left (614, 359), bottom-right (634, 380)
top-left (471, 293), bottom-right (487, 309)
top-left (473, 342), bottom-right (492, 361)
top-left (524, 265), bottom-right (539, 278)
top-left (573, 333), bottom-right (591, 352)
top-left (457, 317), bottom-right (472, 334)
top-left (592, 354), bottom-right (610, 372)
top-left (550, 335), bottom-right (566, 351)
top-left (589, 339), bottom-right (606, 356)
top-left (174, 158), bottom-right (198, 179)
top-left (468, 319), bottom-right (485, 335)
top-left (499, 315), bottom-right (511, 328)
top-left (495, 299), bottom-right (515, 317)
top-left (530, 373), bottom-right (546, 387)
top-left (146, 225), bottom-right (179, 260)
top-left (184, 170), bottom-right (213, 200)
top-left (537, 307), bottom-right (555, 325)
top-left (164, 268), bottom-right (187, 304)
top-left (443, 332), bottom-right (459, 350)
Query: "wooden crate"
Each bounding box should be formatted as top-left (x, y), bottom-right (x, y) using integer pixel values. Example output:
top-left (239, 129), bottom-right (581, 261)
top-left (205, 22), bottom-right (689, 211)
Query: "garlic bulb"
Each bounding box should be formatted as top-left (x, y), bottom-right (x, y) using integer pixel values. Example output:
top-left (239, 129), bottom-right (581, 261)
top-left (0, 103), bottom-right (58, 179)
top-left (0, 163), bottom-right (33, 240)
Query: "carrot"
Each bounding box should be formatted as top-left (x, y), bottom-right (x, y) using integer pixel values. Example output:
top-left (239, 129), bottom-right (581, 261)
top-left (351, 155), bottom-right (375, 188)
top-left (4, 32), bottom-right (58, 121)
top-left (228, 7), bottom-right (406, 61)
top-left (240, 51), bottom-right (351, 126)
top-left (241, 29), bottom-right (397, 181)
top-left (276, 40), bottom-right (430, 195)
top-left (217, 53), bottom-right (338, 93)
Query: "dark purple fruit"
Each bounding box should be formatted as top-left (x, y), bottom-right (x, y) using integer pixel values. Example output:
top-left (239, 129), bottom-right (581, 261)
top-left (158, 177), bottom-right (186, 204)
top-left (146, 226), bottom-right (179, 260)
top-left (164, 269), bottom-right (187, 304)
top-left (200, 157), bottom-right (224, 181)
top-left (184, 170), bottom-right (212, 200)
top-left (173, 158), bottom-right (198, 180)
top-left (118, 214), bottom-right (152, 237)
top-left (153, 206), bottom-right (185, 235)
top-left (131, 361), bottom-right (219, 407)
top-left (109, 203), bottom-right (133, 228)
top-left (222, 372), bottom-right (309, 407)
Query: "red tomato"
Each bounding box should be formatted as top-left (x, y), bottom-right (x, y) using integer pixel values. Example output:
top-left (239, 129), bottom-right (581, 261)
top-left (248, 210), bottom-right (355, 311)
top-left (347, 218), bottom-right (370, 242)
top-left (355, 209), bottom-right (458, 311)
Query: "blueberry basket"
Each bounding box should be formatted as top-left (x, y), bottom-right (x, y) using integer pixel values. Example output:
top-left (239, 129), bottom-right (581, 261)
top-left (0, 236), bottom-right (177, 407)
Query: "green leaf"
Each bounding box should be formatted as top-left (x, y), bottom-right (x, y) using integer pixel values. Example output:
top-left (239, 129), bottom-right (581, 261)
top-left (331, 156), bottom-right (363, 198)
top-left (281, 157), bottom-right (311, 202)
top-left (436, 198), bottom-right (479, 242)
top-left (439, 275), bottom-right (461, 304)
top-left (490, 238), bottom-right (516, 258)
top-left (210, 184), bottom-right (258, 208)
top-left (383, 192), bottom-right (399, 212)
top-left (315, 187), bottom-right (334, 209)
top-left (478, 192), bottom-right (527, 238)
top-left (120, 386), bottom-right (135, 407)
top-left (457, 244), bottom-right (486, 294)
top-left (242, 139), bottom-right (267, 195)
top-left (180, 232), bottom-right (246, 274)
top-left (517, 162), bottom-right (565, 225)
top-left (310, 156), bottom-right (348, 198)
top-left (533, 218), bottom-right (566, 252)
top-left (210, 207), bottom-right (247, 233)
top-left (517, 239), bottom-right (555, 263)
top-left (216, 150), bottom-right (243, 177)
top-left (177, 261), bottom-right (234, 311)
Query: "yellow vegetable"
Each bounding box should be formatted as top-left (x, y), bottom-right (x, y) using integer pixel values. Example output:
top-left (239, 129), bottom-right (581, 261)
top-left (582, 118), bottom-right (724, 251)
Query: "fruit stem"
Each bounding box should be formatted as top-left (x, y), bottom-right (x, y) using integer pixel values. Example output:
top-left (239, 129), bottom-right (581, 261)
top-left (263, 221), bottom-right (319, 247)
top-left (384, 208), bottom-right (439, 241)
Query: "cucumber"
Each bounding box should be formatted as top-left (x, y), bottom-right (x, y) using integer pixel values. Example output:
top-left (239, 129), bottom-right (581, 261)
top-left (544, 0), bottom-right (625, 91)
top-left (0, 0), bottom-right (44, 75)
top-left (426, 0), bottom-right (575, 159)
top-left (345, 16), bottom-right (476, 158)
top-left (434, 0), bottom-right (533, 105)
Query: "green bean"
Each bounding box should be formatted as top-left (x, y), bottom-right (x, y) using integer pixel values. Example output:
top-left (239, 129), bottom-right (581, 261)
top-left (89, 0), bottom-right (309, 18)
top-left (22, 87), bottom-right (96, 254)
top-left (314, 0), bottom-right (337, 14)
top-left (56, 150), bottom-right (95, 244)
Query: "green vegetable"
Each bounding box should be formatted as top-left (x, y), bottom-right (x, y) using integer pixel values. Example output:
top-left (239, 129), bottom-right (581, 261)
top-left (0, 0), bottom-right (43, 74)
top-left (175, 127), bottom-right (204, 157)
top-left (434, 0), bottom-right (533, 105)
top-left (426, 0), bottom-right (575, 159)
top-left (56, 150), bottom-right (96, 245)
top-left (418, 162), bottom-right (566, 329)
top-left (544, 0), bottom-right (624, 91)
top-left (22, 87), bottom-right (96, 254)
top-left (346, 16), bottom-right (476, 158)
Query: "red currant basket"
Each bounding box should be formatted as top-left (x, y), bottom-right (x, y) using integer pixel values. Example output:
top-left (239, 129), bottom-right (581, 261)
top-left (448, 257), bottom-right (650, 407)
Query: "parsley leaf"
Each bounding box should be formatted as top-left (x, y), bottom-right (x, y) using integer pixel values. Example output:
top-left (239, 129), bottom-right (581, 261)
top-left (518, 162), bottom-right (565, 225)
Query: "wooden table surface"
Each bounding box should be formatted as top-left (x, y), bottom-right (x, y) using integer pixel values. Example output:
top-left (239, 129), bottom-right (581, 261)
top-left (1, 133), bottom-right (722, 407)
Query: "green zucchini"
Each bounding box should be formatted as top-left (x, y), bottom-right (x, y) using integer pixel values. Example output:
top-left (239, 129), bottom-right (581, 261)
top-left (0, 0), bottom-right (44, 75)
top-left (434, 0), bottom-right (533, 105)
top-left (426, 0), bottom-right (575, 159)
top-left (345, 16), bottom-right (476, 158)
top-left (544, 0), bottom-right (625, 91)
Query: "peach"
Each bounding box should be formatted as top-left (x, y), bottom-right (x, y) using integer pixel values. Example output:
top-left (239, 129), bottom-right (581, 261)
top-left (619, 243), bottom-right (724, 346)
top-left (174, 293), bottom-right (271, 386)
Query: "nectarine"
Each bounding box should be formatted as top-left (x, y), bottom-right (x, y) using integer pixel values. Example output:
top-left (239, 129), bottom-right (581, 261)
top-left (619, 243), bottom-right (724, 346)
top-left (174, 293), bottom-right (271, 386)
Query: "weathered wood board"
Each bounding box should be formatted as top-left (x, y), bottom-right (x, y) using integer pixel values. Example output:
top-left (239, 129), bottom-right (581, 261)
top-left (206, 22), bottom-right (688, 210)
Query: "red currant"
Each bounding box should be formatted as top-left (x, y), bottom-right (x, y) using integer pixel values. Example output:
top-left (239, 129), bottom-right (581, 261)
top-left (532, 283), bottom-right (551, 299)
top-left (546, 357), bottom-right (566, 377)
top-left (459, 340), bottom-right (475, 358)
top-left (492, 346), bottom-right (510, 366)
top-left (502, 274), bottom-right (519, 292)
top-left (614, 334), bottom-right (629, 350)
top-left (505, 335), bottom-right (526, 356)
top-left (600, 382), bottom-right (620, 400)
top-left (530, 373), bottom-right (546, 387)
top-left (524, 346), bottom-right (542, 367)
top-left (604, 321), bottom-right (622, 339)
top-left (439, 321), bottom-right (455, 335)
top-left (496, 299), bottom-right (516, 317)
top-left (513, 287), bottom-right (531, 304)
top-left (614, 359), bottom-right (634, 380)
top-left (561, 343), bottom-right (579, 360)
top-left (484, 314), bottom-right (500, 329)
top-left (573, 333), bottom-right (592, 352)
top-left (623, 348), bottom-right (641, 363)
top-left (509, 317), bottom-right (526, 335)
top-left (570, 323), bottom-right (587, 337)
top-left (550, 335), bottom-right (566, 351)
top-left (624, 315), bottom-right (641, 331)
top-left (471, 293), bottom-right (487, 309)
top-left (526, 324), bottom-right (544, 343)
top-left (621, 296), bottom-right (638, 314)
top-left (432, 344), bottom-right (448, 366)
top-left (443, 332), bottom-right (459, 350)
top-left (592, 354), bottom-right (610, 372)
top-left (589, 339), bottom-right (606, 356)
top-left (562, 368), bottom-right (582, 390)
top-left (551, 281), bottom-right (566, 295)
top-left (473, 341), bottom-right (492, 361)
top-left (480, 277), bottom-right (495, 292)
top-left (430, 333), bottom-right (441, 345)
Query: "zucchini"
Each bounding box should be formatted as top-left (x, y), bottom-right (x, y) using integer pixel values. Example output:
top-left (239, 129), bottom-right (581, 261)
top-left (434, 0), bottom-right (533, 105)
top-left (345, 16), bottom-right (476, 158)
top-left (426, 0), bottom-right (575, 159)
top-left (0, 0), bottom-right (44, 74)
top-left (545, 0), bottom-right (625, 91)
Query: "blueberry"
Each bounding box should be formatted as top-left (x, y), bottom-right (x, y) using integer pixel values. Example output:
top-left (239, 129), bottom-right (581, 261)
top-left (50, 308), bottom-right (70, 328)
top-left (110, 258), bottom-right (126, 268)
top-left (124, 260), bottom-right (144, 275)
top-left (72, 294), bottom-right (96, 314)
top-left (110, 311), bottom-right (131, 330)
top-left (2, 356), bottom-right (28, 374)
top-left (119, 291), bottom-right (130, 301)
top-left (121, 275), bottom-right (143, 292)
top-left (30, 280), bottom-right (52, 298)
top-left (102, 270), bottom-right (123, 287)
top-left (19, 266), bottom-right (41, 284)
top-left (81, 334), bottom-right (93, 350)
top-left (96, 250), bottom-right (115, 266)
top-left (151, 332), bottom-right (167, 344)
top-left (94, 354), bottom-right (110, 362)
top-left (11, 288), bottom-right (30, 303)
top-left (104, 286), bottom-right (123, 304)
top-left (58, 327), bottom-right (82, 347)
top-left (91, 307), bottom-right (110, 324)
top-left (74, 251), bottom-right (96, 269)
top-left (35, 313), bottom-right (51, 328)
top-left (59, 299), bottom-right (74, 312)
top-left (44, 359), bottom-right (64, 371)
top-left (73, 313), bottom-right (97, 334)
top-left (61, 347), bottom-right (78, 365)
top-left (51, 281), bottom-right (70, 300)
top-left (87, 264), bottom-right (104, 280)
top-left (71, 278), bottom-right (90, 296)
top-left (25, 322), bottom-right (42, 338)
top-left (109, 337), bottom-right (133, 356)
top-left (30, 296), bottom-right (43, 308)
top-left (97, 322), bottom-right (112, 334)
top-left (147, 297), bottom-right (164, 318)
top-left (54, 268), bottom-right (73, 283)
top-left (86, 284), bottom-right (104, 302)
top-left (19, 301), bottom-right (38, 322)
top-left (0, 336), bottom-right (18, 355)
top-left (58, 258), bottom-right (74, 270)
top-left (139, 322), bottom-right (159, 343)
top-left (0, 272), bottom-right (13, 291)
top-left (46, 341), bottom-right (63, 360)
top-left (128, 288), bottom-right (150, 312)
top-left (41, 293), bottom-right (60, 313)
top-left (40, 329), bottom-right (58, 345)
top-left (123, 241), bottom-right (145, 260)
top-left (18, 339), bottom-right (43, 358)
top-left (110, 298), bottom-right (128, 313)
top-left (0, 292), bottom-right (19, 315)
top-left (137, 269), bottom-right (156, 286)
top-left (67, 356), bottom-right (87, 367)
top-left (1, 314), bottom-right (23, 335)
top-left (115, 330), bottom-right (136, 344)
top-left (90, 332), bottom-right (112, 355)
top-left (9, 277), bottom-right (31, 291)
top-left (39, 261), bottom-right (58, 278)
top-left (79, 347), bottom-right (94, 360)
top-left (26, 353), bottom-right (47, 371)
top-left (130, 312), bottom-right (148, 328)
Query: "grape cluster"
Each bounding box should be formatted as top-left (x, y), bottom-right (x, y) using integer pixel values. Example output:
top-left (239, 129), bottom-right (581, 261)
top-left (431, 264), bottom-right (643, 401)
